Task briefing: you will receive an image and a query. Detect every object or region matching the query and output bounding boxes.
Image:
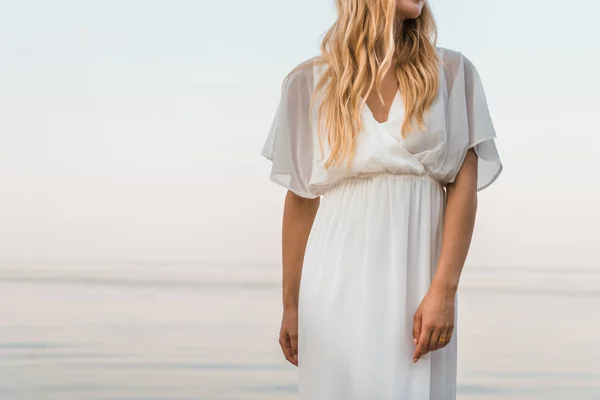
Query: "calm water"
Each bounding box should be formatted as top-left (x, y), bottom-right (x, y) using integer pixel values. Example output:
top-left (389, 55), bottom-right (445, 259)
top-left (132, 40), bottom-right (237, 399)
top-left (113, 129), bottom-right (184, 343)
top-left (0, 260), bottom-right (599, 400)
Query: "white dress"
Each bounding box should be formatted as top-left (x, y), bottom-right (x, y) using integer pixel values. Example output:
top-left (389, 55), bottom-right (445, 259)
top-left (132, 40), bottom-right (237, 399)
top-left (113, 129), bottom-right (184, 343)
top-left (261, 48), bottom-right (502, 400)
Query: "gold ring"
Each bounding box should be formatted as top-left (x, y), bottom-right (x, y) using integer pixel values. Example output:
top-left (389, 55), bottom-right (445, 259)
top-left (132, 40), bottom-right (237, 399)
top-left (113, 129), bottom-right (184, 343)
top-left (438, 337), bottom-right (446, 342)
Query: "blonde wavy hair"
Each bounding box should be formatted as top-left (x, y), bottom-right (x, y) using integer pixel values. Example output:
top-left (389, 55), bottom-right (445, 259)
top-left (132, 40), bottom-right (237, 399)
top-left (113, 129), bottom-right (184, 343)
top-left (312, 0), bottom-right (439, 169)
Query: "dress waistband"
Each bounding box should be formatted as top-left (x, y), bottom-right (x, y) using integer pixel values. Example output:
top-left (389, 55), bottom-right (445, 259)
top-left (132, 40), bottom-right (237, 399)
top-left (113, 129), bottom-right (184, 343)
top-left (315, 171), bottom-right (442, 197)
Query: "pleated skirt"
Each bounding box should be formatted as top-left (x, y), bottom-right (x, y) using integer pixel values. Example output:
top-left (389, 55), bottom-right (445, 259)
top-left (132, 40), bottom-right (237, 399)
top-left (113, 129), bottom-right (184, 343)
top-left (298, 173), bottom-right (458, 400)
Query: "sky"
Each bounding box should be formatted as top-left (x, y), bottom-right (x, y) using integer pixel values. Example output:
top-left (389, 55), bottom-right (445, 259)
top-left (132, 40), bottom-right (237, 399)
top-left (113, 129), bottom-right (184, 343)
top-left (0, 0), bottom-right (599, 269)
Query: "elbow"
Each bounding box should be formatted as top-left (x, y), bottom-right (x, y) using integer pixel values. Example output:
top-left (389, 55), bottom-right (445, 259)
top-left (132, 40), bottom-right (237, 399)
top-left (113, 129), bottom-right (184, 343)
top-left (447, 181), bottom-right (478, 208)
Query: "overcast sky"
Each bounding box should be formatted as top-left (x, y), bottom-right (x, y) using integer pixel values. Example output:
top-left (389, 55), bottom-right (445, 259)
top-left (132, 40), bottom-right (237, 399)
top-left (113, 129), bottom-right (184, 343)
top-left (0, 0), bottom-right (598, 269)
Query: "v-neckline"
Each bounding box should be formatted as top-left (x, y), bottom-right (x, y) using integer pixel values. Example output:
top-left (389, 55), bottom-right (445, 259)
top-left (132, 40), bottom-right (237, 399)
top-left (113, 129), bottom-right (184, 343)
top-left (362, 90), bottom-right (401, 125)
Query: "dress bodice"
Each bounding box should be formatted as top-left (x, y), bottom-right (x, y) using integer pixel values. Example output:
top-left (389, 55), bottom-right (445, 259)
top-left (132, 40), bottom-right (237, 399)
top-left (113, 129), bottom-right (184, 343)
top-left (261, 48), bottom-right (502, 198)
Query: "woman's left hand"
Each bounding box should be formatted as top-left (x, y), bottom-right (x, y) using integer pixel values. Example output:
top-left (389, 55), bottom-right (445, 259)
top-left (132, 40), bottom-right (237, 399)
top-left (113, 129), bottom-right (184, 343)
top-left (412, 285), bottom-right (456, 363)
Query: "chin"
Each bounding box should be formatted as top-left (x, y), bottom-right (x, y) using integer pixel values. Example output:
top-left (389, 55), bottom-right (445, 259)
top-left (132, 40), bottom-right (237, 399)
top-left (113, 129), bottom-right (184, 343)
top-left (398, 0), bottom-right (424, 19)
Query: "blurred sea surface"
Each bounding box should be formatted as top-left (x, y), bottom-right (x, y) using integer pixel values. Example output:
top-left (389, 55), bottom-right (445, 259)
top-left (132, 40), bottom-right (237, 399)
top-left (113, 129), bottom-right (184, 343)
top-left (0, 259), bottom-right (599, 400)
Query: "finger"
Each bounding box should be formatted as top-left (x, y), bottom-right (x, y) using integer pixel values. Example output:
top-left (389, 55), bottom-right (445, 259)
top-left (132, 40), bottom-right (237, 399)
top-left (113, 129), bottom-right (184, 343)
top-left (442, 326), bottom-right (454, 347)
top-left (436, 327), bottom-right (451, 350)
top-left (434, 330), bottom-right (446, 350)
top-left (413, 325), bottom-right (431, 362)
top-left (413, 329), bottom-right (431, 362)
top-left (279, 333), bottom-right (297, 366)
top-left (290, 331), bottom-right (299, 365)
top-left (428, 328), bottom-right (442, 351)
top-left (412, 311), bottom-right (422, 345)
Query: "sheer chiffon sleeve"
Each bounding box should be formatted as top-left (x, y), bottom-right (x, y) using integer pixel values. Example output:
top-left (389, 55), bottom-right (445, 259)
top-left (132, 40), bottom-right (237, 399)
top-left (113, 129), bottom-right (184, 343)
top-left (261, 65), bottom-right (318, 199)
top-left (445, 53), bottom-right (503, 191)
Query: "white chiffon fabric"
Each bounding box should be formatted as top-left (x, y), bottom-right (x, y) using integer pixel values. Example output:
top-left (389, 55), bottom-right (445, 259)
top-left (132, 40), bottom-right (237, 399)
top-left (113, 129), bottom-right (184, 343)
top-left (261, 48), bottom-right (502, 400)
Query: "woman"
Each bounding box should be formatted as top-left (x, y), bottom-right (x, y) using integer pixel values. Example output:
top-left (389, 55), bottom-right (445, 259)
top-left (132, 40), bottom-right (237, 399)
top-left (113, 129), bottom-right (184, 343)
top-left (261, 0), bottom-right (502, 398)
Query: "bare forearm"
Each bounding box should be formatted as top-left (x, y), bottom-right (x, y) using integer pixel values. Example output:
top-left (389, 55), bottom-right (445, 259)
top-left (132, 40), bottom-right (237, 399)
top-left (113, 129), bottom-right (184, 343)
top-left (281, 191), bottom-right (319, 309)
top-left (431, 150), bottom-right (478, 294)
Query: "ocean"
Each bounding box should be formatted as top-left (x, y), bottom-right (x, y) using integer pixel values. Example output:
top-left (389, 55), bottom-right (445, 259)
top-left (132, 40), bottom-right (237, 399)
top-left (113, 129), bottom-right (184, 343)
top-left (0, 259), bottom-right (599, 400)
